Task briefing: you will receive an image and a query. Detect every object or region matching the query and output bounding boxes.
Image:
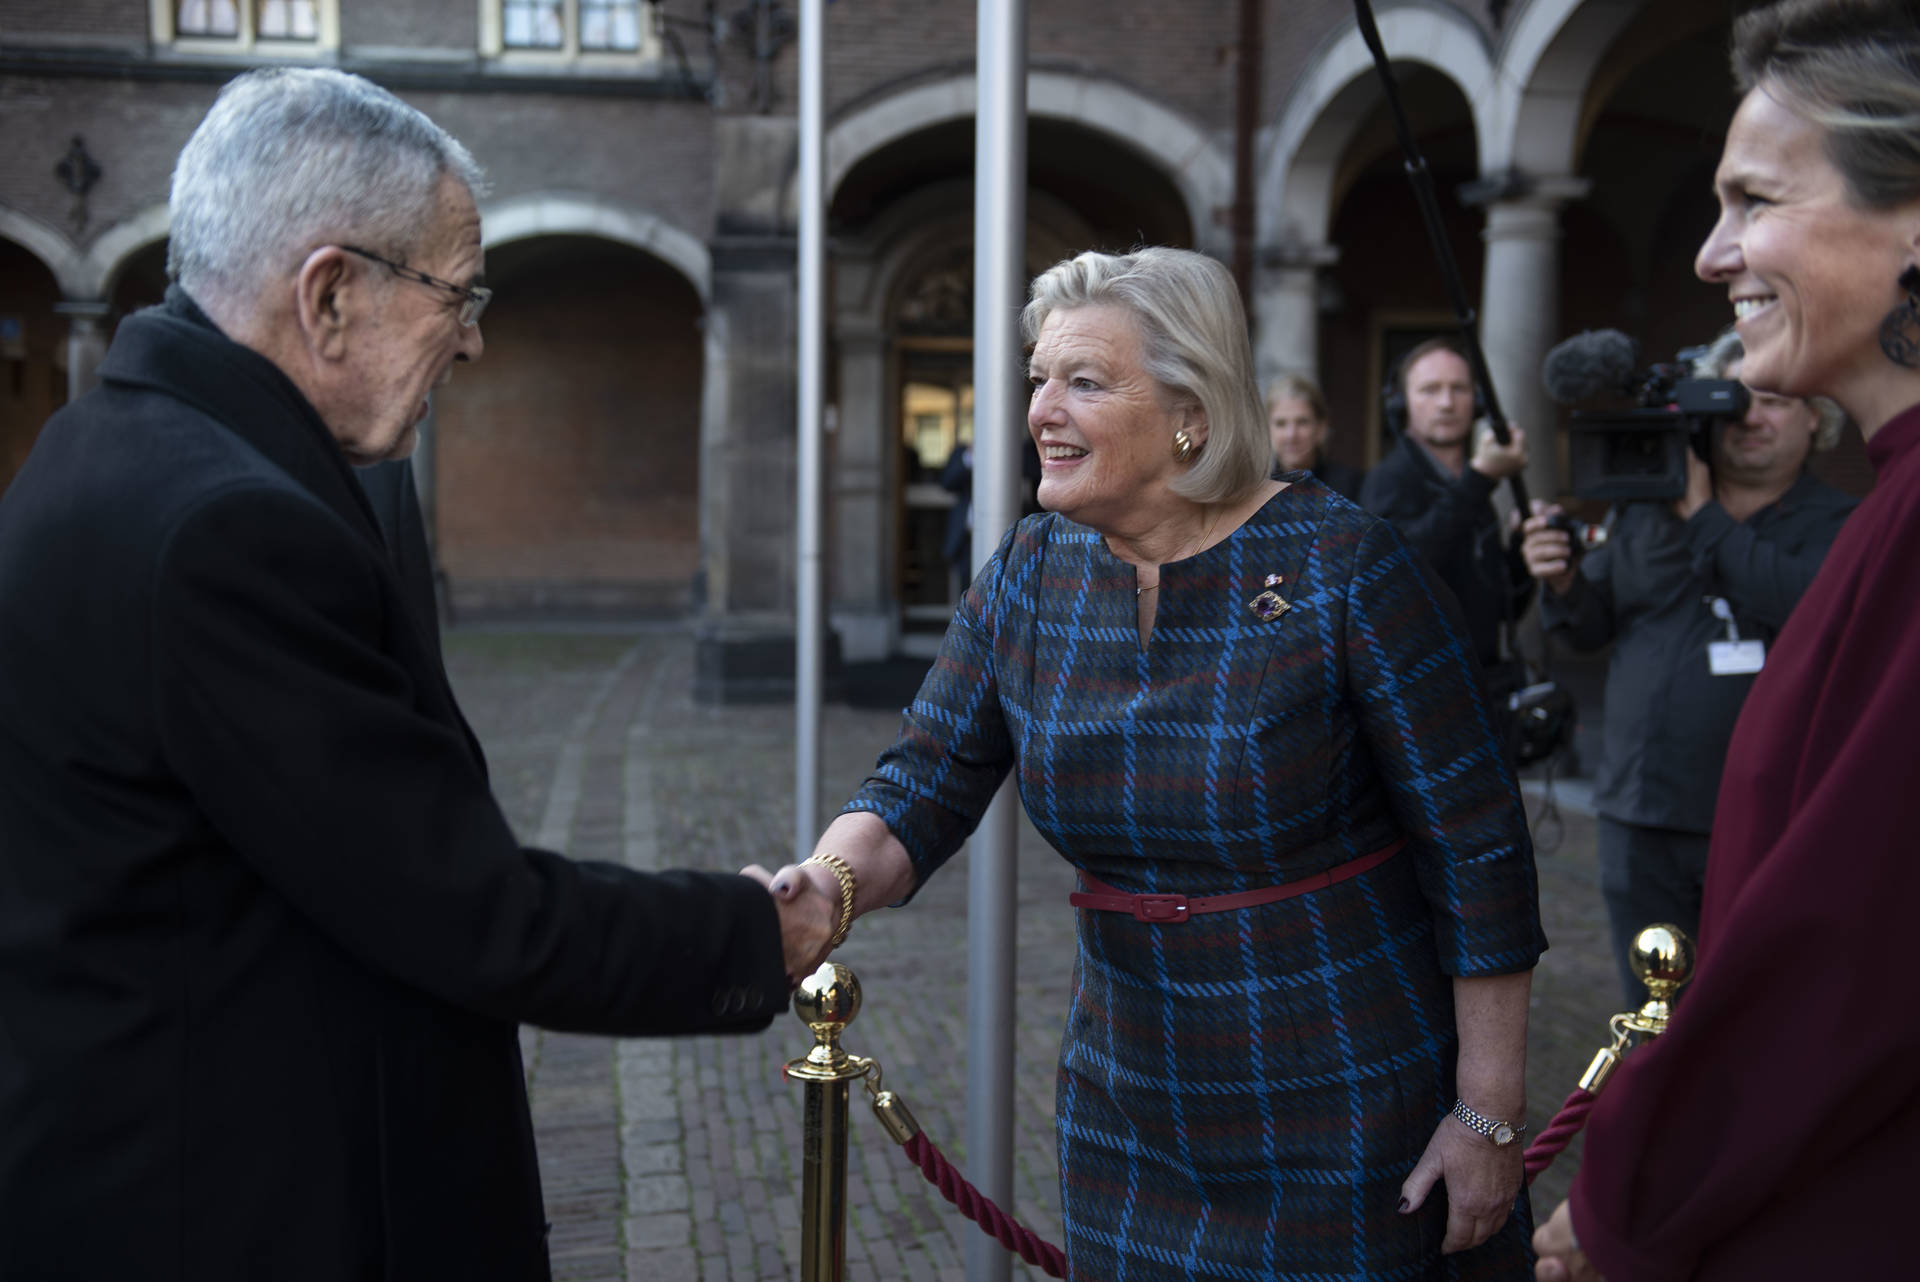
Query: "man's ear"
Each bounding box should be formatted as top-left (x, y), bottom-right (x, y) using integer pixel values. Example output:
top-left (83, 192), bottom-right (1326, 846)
top-left (292, 247), bottom-right (355, 361)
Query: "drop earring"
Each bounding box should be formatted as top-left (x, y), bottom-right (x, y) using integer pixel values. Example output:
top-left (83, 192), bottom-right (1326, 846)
top-left (1172, 428), bottom-right (1197, 463)
top-left (1878, 264), bottom-right (1920, 369)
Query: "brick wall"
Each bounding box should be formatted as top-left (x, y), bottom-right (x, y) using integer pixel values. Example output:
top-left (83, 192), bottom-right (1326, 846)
top-left (432, 238), bottom-right (705, 611)
top-left (694, 0), bottom-right (1250, 139)
top-left (343, 0), bottom-right (476, 50)
top-left (0, 78), bottom-right (219, 251)
top-left (423, 92), bottom-right (716, 241)
top-left (0, 0), bottom-right (146, 40)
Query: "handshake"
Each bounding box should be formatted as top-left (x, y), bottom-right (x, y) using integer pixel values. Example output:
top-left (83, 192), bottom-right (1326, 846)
top-left (742, 812), bottom-right (915, 985)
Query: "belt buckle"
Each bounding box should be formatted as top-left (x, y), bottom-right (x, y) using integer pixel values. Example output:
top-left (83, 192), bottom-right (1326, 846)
top-left (1132, 893), bottom-right (1189, 923)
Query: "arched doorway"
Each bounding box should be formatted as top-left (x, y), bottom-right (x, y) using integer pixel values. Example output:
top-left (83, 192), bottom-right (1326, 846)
top-left (826, 117), bottom-right (1196, 658)
top-left (108, 240), bottom-right (170, 320)
top-left (0, 240), bottom-right (64, 492)
top-left (432, 235), bottom-right (706, 616)
top-left (1318, 67), bottom-right (1482, 472)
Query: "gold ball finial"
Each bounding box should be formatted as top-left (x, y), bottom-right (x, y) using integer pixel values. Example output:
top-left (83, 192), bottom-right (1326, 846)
top-left (1623, 923), bottom-right (1695, 1036)
top-left (1629, 924), bottom-right (1694, 989)
top-left (794, 962), bottom-right (861, 1036)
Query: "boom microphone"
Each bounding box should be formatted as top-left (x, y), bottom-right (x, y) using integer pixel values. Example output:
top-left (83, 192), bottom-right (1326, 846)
top-left (1543, 329), bottom-right (1640, 404)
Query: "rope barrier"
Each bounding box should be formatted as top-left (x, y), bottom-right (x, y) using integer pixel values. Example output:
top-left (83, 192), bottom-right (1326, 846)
top-left (1523, 1087), bottom-right (1597, 1184)
top-left (901, 1132), bottom-right (1068, 1278)
top-left (792, 934), bottom-right (1692, 1279)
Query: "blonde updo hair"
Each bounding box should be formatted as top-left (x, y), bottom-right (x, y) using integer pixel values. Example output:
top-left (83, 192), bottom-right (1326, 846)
top-left (1692, 326), bottom-right (1849, 451)
top-left (1021, 247), bottom-right (1269, 505)
top-left (1733, 0), bottom-right (1920, 209)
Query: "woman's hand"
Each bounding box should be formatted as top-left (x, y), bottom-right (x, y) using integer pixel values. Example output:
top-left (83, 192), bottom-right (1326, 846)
top-left (739, 860), bottom-right (840, 986)
top-left (1398, 1112), bottom-right (1525, 1253)
top-left (1533, 1199), bottom-right (1604, 1281)
top-left (742, 814), bottom-right (920, 986)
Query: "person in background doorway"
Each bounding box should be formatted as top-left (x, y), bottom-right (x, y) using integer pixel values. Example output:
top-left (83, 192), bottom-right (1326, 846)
top-left (1266, 373), bottom-right (1364, 500)
top-left (1362, 340), bottom-right (1533, 677)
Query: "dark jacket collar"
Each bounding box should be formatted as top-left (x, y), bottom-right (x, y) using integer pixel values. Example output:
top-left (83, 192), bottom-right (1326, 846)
top-left (97, 286), bottom-right (387, 556)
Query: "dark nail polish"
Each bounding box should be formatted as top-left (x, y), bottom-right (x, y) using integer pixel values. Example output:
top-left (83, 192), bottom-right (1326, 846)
top-left (1397, 1197), bottom-right (1411, 1214)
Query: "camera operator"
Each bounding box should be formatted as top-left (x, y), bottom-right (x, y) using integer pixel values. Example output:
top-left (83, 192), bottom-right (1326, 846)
top-left (1362, 339), bottom-right (1534, 678)
top-left (1521, 328), bottom-right (1855, 1010)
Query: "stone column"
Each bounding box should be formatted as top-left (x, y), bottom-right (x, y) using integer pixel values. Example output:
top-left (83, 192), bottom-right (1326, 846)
top-left (1249, 243), bottom-right (1339, 389)
top-left (693, 235), bottom-right (839, 703)
top-left (829, 321), bottom-right (893, 662)
top-left (53, 300), bottom-right (110, 403)
top-left (1475, 177), bottom-right (1589, 503)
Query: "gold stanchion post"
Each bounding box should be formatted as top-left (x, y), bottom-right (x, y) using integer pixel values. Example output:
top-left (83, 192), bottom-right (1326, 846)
top-left (1580, 924), bottom-right (1696, 1092)
top-left (785, 963), bottom-right (868, 1282)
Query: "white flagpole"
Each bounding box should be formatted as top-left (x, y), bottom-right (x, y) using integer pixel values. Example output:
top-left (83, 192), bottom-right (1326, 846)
top-left (794, 0), bottom-right (826, 864)
top-left (966, 0), bottom-right (1026, 1277)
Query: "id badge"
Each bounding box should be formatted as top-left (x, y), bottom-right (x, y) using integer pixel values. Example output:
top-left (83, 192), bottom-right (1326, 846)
top-left (1708, 639), bottom-right (1766, 675)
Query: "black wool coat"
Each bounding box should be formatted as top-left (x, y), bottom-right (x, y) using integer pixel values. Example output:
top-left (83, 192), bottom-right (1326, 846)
top-left (1360, 436), bottom-right (1534, 668)
top-left (0, 292), bottom-right (789, 1281)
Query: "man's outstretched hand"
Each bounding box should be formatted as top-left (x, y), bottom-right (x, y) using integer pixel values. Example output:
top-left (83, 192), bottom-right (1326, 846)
top-left (741, 860), bottom-right (840, 986)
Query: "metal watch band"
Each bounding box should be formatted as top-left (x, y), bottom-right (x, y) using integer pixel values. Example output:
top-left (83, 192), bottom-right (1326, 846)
top-left (1450, 1098), bottom-right (1524, 1146)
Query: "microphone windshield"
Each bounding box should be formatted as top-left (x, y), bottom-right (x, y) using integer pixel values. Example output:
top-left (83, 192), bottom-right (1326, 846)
top-left (1543, 330), bottom-right (1640, 404)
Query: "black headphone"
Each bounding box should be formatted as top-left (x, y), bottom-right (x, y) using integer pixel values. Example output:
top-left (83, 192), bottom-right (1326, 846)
top-left (1382, 339), bottom-right (1487, 437)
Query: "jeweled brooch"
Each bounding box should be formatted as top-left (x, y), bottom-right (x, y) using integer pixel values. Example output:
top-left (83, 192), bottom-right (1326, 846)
top-left (1247, 574), bottom-right (1290, 622)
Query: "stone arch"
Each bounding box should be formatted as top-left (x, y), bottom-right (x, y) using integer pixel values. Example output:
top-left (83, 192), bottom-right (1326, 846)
top-left (819, 71), bottom-right (1231, 258)
top-left (1495, 0), bottom-right (1650, 176)
top-left (835, 180), bottom-right (1094, 328)
top-left (826, 180), bottom-right (1095, 660)
top-left (479, 194), bottom-right (711, 305)
top-left (1260, 4), bottom-right (1496, 248)
top-left (82, 202), bottom-right (173, 300)
top-left (0, 205), bottom-right (86, 298)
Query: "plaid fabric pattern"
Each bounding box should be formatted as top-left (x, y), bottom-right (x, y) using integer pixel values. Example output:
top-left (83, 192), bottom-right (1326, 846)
top-left (849, 480), bottom-right (1545, 1280)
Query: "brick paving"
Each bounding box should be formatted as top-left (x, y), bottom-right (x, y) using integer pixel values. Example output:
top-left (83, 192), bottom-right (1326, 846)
top-left (444, 627), bottom-right (1630, 1281)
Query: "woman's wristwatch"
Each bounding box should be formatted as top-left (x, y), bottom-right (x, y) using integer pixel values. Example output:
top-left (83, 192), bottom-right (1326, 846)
top-left (1450, 1098), bottom-right (1525, 1147)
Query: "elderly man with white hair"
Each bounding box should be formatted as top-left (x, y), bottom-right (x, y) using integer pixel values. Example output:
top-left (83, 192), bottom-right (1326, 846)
top-left (0, 68), bottom-right (805, 1282)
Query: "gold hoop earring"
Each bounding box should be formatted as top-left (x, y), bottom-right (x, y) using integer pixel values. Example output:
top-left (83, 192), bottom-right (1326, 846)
top-left (1172, 428), bottom-right (1198, 464)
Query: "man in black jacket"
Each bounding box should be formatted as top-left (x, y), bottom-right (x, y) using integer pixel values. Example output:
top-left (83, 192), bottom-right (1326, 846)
top-left (1362, 339), bottom-right (1533, 674)
top-left (0, 68), bottom-right (818, 1281)
top-left (1520, 329), bottom-right (1856, 1008)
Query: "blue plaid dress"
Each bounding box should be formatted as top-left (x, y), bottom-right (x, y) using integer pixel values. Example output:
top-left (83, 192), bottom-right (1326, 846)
top-left (848, 478), bottom-right (1546, 1280)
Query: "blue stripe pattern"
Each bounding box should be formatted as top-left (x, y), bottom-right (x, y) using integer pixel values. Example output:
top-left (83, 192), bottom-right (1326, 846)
top-left (846, 479), bottom-right (1544, 1279)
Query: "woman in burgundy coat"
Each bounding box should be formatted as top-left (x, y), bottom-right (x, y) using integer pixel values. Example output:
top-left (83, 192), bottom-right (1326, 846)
top-left (1535, 1), bottom-right (1920, 1276)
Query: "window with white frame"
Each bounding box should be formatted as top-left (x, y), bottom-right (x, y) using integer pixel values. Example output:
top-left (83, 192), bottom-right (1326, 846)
top-left (153, 0), bottom-right (338, 52)
top-left (484, 0), bottom-right (658, 61)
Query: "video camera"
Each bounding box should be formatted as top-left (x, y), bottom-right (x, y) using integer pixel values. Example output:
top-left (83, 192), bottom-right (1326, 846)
top-left (1543, 330), bottom-right (1750, 502)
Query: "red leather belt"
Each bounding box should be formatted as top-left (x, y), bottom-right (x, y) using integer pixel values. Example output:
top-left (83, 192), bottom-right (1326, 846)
top-left (1069, 838), bottom-right (1406, 924)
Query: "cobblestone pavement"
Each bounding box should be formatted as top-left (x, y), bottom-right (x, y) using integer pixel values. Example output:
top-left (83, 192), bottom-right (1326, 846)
top-left (444, 627), bottom-right (1627, 1281)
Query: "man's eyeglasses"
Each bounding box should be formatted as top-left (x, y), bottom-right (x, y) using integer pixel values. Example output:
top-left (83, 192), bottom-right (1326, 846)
top-left (338, 245), bottom-right (491, 327)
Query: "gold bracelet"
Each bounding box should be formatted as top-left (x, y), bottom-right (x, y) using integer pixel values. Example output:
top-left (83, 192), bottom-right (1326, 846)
top-left (805, 852), bottom-right (857, 950)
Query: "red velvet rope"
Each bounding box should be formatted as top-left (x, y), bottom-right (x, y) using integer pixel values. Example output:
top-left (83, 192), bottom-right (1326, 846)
top-left (901, 1131), bottom-right (1068, 1278)
top-left (1524, 1087), bottom-right (1597, 1184)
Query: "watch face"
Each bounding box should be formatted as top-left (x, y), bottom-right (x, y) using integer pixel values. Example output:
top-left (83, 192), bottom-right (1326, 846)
top-left (1492, 1123), bottom-right (1515, 1145)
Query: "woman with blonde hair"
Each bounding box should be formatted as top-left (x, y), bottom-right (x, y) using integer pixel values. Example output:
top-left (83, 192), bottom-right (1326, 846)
top-left (754, 247), bottom-right (1545, 1280)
